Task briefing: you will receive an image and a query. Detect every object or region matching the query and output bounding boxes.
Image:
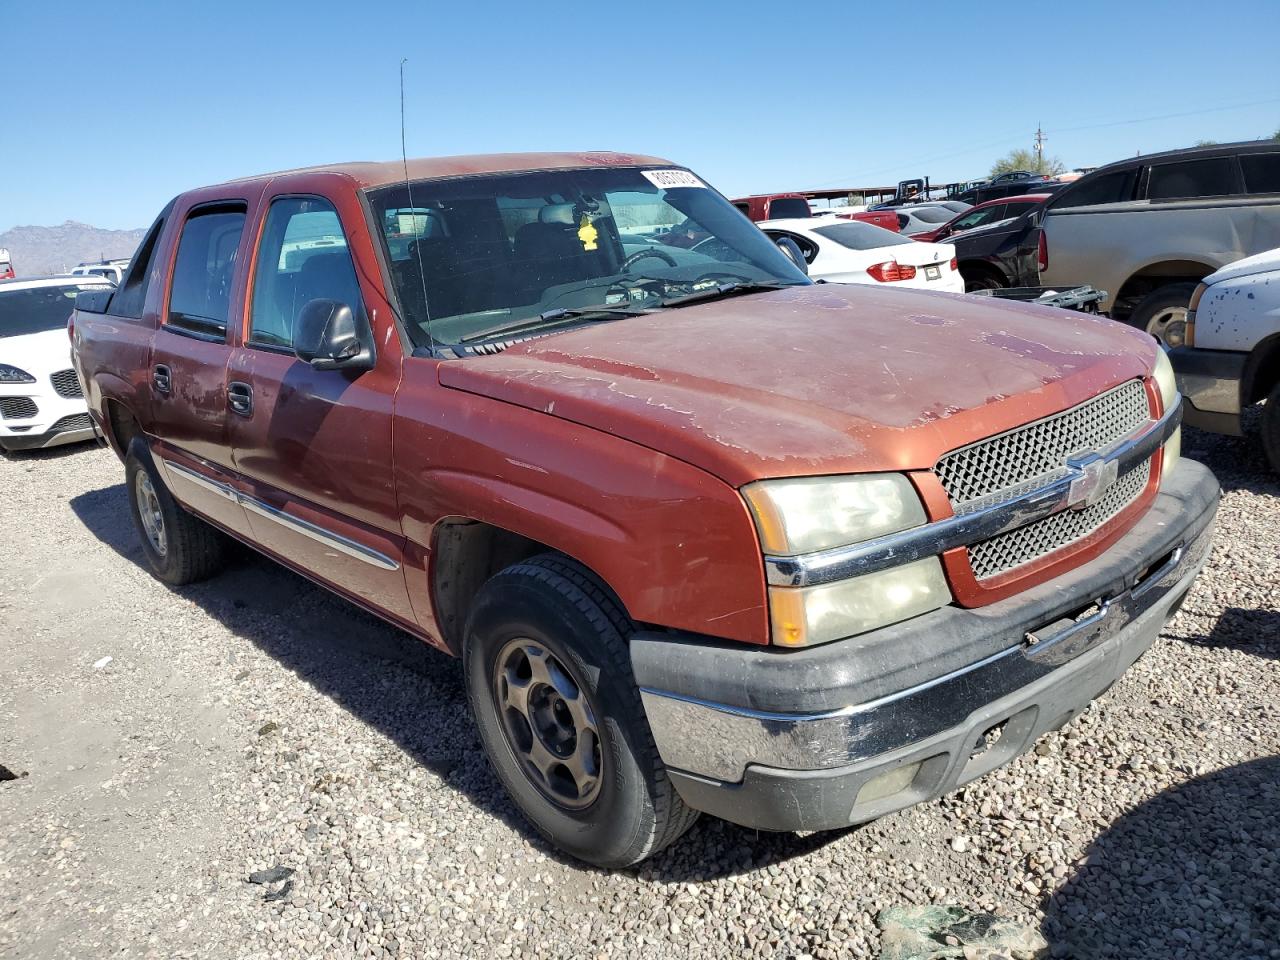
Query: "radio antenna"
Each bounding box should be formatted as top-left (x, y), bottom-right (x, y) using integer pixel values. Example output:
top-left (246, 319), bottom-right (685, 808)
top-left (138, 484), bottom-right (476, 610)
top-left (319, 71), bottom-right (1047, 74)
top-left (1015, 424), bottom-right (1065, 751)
top-left (401, 58), bottom-right (436, 355)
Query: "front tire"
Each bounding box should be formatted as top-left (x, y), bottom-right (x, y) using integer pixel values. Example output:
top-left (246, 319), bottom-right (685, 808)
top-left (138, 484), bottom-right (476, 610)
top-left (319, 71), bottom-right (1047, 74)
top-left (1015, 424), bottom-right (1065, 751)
top-left (463, 554), bottom-right (697, 868)
top-left (124, 438), bottom-right (230, 585)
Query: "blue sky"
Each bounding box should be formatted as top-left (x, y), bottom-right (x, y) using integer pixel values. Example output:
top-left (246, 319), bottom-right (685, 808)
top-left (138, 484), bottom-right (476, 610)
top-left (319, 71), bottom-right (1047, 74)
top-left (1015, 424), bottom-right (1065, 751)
top-left (2, 0), bottom-right (1278, 232)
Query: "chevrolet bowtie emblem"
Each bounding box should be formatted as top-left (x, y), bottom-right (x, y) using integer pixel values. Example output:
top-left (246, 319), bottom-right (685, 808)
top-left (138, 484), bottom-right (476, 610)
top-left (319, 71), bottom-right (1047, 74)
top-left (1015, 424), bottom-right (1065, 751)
top-left (1066, 454), bottom-right (1119, 511)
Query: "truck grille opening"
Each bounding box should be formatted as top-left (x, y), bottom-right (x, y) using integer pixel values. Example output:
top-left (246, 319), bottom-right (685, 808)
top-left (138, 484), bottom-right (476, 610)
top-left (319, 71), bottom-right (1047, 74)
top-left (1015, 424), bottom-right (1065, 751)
top-left (0, 397), bottom-right (38, 420)
top-left (50, 369), bottom-right (83, 399)
top-left (935, 380), bottom-right (1153, 581)
top-left (936, 380), bottom-right (1149, 505)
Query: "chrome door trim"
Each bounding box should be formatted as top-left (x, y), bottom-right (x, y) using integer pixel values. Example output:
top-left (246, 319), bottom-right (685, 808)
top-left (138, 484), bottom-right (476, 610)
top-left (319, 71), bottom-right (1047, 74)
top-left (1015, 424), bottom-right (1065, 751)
top-left (159, 457), bottom-right (400, 572)
top-left (765, 396), bottom-right (1182, 588)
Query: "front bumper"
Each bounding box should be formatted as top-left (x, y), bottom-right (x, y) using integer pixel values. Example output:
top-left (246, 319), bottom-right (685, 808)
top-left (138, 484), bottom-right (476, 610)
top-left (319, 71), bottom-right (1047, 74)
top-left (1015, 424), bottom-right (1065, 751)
top-left (0, 382), bottom-right (95, 452)
top-left (1169, 346), bottom-right (1247, 437)
top-left (632, 459), bottom-right (1219, 832)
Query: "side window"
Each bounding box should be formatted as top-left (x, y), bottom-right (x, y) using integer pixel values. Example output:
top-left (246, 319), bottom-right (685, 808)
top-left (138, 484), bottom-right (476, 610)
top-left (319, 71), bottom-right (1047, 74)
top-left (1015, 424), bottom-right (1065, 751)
top-left (1054, 169), bottom-right (1139, 208)
top-left (167, 205), bottom-right (247, 338)
top-left (249, 197), bottom-right (363, 349)
top-left (733, 202), bottom-right (750, 216)
top-left (1147, 158), bottom-right (1238, 201)
top-left (1240, 153), bottom-right (1280, 194)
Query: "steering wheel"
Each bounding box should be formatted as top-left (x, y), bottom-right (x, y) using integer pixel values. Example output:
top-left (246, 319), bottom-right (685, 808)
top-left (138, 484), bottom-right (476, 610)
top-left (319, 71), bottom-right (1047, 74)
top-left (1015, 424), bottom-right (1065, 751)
top-left (693, 271), bottom-right (752, 286)
top-left (621, 247), bottom-right (678, 271)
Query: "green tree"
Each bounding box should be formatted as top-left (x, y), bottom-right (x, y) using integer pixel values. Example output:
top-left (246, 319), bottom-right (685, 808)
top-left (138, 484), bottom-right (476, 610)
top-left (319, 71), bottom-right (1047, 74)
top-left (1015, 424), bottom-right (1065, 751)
top-left (1194, 139), bottom-right (1218, 147)
top-left (990, 148), bottom-right (1065, 178)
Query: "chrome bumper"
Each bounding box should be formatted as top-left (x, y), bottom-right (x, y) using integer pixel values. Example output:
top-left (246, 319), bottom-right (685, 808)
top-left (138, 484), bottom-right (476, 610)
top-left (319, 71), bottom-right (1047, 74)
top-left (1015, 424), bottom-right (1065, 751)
top-left (635, 460), bottom-right (1218, 786)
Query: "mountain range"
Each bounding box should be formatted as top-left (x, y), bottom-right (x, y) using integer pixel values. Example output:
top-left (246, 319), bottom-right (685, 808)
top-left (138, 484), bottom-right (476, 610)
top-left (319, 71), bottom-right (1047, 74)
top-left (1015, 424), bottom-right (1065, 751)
top-left (0, 221), bottom-right (146, 277)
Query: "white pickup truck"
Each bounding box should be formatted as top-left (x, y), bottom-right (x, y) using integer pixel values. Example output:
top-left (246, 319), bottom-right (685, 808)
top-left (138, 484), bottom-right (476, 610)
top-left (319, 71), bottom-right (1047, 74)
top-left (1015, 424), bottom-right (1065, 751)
top-left (1170, 247), bottom-right (1280, 470)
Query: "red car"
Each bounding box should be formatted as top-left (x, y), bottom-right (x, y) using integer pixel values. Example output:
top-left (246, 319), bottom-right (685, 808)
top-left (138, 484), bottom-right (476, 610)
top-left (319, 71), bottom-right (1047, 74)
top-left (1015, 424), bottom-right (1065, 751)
top-left (70, 152), bottom-right (1212, 867)
top-left (912, 193), bottom-right (1050, 243)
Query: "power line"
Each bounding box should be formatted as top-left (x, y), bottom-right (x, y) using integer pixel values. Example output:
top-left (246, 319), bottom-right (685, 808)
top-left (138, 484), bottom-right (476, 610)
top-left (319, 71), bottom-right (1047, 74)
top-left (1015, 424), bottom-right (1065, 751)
top-left (808, 94), bottom-right (1280, 188)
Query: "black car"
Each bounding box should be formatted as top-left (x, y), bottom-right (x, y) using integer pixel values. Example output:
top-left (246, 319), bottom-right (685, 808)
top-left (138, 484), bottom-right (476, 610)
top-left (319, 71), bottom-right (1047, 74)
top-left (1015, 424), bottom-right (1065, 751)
top-left (930, 195), bottom-right (1050, 291)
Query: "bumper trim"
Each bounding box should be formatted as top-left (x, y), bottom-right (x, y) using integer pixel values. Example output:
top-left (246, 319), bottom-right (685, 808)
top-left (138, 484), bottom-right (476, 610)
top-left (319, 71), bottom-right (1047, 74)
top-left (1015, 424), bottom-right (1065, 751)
top-left (765, 395), bottom-right (1182, 588)
top-left (636, 461), bottom-right (1218, 784)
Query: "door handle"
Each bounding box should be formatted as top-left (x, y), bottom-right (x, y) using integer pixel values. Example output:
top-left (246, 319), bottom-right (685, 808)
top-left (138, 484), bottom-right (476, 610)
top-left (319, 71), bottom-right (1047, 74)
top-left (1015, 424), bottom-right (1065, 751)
top-left (227, 381), bottom-right (253, 416)
top-left (152, 364), bottom-right (171, 394)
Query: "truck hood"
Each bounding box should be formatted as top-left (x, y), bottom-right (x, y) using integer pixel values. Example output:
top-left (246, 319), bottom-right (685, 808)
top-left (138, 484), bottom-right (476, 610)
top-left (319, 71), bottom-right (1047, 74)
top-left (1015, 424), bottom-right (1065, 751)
top-left (438, 285), bottom-right (1157, 487)
top-left (1204, 246), bottom-right (1280, 287)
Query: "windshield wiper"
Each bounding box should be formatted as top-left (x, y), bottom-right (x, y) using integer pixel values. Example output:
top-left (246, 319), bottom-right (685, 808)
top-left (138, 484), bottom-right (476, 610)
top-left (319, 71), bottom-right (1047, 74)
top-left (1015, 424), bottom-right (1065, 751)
top-left (657, 280), bottom-right (796, 309)
top-left (460, 304), bottom-right (649, 343)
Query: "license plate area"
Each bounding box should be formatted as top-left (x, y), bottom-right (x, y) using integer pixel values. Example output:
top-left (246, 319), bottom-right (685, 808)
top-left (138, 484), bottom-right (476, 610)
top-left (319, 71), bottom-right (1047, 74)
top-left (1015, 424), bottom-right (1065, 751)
top-left (925, 265), bottom-right (941, 280)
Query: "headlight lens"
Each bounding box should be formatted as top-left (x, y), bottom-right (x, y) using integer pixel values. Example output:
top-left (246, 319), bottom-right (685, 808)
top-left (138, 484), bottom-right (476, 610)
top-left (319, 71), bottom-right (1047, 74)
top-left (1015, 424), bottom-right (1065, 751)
top-left (743, 473), bottom-right (927, 556)
top-left (769, 558), bottom-right (951, 647)
top-left (1152, 348), bottom-right (1177, 414)
top-left (0, 364), bottom-right (35, 384)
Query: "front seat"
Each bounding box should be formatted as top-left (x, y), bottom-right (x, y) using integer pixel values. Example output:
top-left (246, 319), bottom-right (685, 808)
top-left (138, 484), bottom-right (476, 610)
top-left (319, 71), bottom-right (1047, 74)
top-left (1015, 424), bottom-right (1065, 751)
top-left (513, 203), bottom-right (597, 300)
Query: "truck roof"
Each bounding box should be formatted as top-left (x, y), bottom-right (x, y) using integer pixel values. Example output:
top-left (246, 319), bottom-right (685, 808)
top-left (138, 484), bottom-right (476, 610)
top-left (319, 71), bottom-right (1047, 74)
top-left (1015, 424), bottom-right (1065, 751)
top-left (223, 151), bottom-right (674, 191)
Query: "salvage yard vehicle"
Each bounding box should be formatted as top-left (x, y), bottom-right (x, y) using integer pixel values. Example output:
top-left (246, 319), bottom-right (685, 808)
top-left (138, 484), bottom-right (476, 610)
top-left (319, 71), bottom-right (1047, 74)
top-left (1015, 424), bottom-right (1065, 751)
top-left (1037, 140), bottom-right (1280, 344)
top-left (759, 217), bottom-right (963, 292)
top-left (0, 275), bottom-right (111, 451)
top-left (914, 194), bottom-right (1050, 291)
top-left (0, 249), bottom-right (13, 281)
top-left (731, 193), bottom-right (813, 221)
top-left (70, 151), bottom-right (1218, 868)
top-left (1170, 247), bottom-right (1280, 471)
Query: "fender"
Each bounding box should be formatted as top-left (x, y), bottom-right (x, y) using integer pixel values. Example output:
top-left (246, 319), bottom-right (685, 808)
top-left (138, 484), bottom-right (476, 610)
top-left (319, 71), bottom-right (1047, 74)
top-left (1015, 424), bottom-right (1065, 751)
top-left (393, 373), bottom-right (770, 645)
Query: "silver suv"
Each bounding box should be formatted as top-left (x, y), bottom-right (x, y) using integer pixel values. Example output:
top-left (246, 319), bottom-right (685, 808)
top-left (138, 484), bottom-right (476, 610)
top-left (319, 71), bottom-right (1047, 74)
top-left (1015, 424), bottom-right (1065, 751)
top-left (1036, 141), bottom-right (1280, 344)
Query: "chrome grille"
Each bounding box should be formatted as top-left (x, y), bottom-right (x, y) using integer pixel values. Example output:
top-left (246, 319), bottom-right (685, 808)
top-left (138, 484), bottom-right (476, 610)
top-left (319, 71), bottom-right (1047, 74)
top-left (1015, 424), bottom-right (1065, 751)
top-left (967, 460), bottom-right (1151, 580)
top-left (51, 369), bottom-right (83, 399)
top-left (936, 380), bottom-right (1150, 506)
top-left (0, 397), bottom-right (38, 420)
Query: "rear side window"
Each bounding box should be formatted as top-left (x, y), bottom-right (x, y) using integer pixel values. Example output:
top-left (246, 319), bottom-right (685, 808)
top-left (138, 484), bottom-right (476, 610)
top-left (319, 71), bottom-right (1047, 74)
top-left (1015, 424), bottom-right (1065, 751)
top-left (733, 202), bottom-right (750, 216)
top-left (814, 221), bottom-right (913, 250)
top-left (1147, 157), bottom-right (1237, 200)
top-left (762, 230), bottom-right (819, 264)
top-left (1240, 153), bottom-right (1280, 194)
top-left (767, 198), bottom-right (811, 219)
top-left (249, 197), bottom-right (363, 349)
top-left (167, 205), bottom-right (247, 338)
top-left (112, 207), bottom-right (169, 318)
top-left (1054, 169), bottom-right (1139, 208)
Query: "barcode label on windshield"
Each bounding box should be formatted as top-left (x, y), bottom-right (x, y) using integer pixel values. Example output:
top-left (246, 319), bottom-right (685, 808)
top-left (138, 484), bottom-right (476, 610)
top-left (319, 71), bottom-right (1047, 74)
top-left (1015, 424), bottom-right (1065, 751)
top-left (641, 169), bottom-right (704, 190)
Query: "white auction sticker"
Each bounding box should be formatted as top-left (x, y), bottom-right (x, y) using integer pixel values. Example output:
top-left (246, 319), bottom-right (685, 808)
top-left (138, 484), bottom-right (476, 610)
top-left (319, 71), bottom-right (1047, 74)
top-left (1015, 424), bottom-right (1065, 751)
top-left (641, 169), bottom-right (705, 190)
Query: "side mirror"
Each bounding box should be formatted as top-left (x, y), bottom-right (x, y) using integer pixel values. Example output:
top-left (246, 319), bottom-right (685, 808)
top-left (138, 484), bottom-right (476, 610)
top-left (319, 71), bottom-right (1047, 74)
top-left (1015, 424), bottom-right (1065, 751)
top-left (775, 236), bottom-right (809, 275)
top-left (74, 289), bottom-right (114, 315)
top-left (293, 299), bottom-right (375, 371)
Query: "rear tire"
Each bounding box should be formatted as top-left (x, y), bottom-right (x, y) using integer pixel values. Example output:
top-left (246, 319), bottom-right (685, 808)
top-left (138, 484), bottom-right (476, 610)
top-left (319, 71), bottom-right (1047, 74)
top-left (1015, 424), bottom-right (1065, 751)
top-left (124, 438), bottom-right (229, 585)
top-left (462, 553), bottom-right (697, 868)
top-left (1125, 283), bottom-right (1197, 347)
top-left (961, 267), bottom-right (1005, 293)
top-left (1262, 384), bottom-right (1280, 474)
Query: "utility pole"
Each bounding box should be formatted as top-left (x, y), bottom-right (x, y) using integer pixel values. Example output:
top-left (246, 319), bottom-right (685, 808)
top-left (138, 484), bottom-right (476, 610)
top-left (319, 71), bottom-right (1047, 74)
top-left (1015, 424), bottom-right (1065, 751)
top-left (1033, 123), bottom-right (1047, 173)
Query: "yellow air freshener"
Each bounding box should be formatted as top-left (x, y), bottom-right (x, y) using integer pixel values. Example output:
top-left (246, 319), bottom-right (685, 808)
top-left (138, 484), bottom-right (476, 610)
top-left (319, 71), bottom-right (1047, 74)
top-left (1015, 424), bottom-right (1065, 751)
top-left (578, 215), bottom-right (599, 252)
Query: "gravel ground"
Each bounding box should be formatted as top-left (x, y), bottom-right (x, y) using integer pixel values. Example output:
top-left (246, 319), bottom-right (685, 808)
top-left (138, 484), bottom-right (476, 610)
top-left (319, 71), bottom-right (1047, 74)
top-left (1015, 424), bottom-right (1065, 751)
top-left (1, 425), bottom-right (1277, 960)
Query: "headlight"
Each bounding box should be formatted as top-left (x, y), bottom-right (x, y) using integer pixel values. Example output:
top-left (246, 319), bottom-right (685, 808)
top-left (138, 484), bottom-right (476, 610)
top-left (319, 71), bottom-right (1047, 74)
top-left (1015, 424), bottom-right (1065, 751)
top-left (1152, 348), bottom-right (1177, 414)
top-left (1151, 350), bottom-right (1180, 481)
top-left (743, 474), bottom-right (950, 646)
top-left (769, 558), bottom-right (951, 647)
top-left (0, 364), bottom-right (35, 384)
top-left (742, 473), bottom-right (927, 555)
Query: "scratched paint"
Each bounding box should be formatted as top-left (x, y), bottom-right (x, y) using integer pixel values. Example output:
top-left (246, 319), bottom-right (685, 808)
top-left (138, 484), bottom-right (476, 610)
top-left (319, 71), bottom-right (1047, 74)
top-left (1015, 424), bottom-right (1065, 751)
top-left (439, 284), bottom-right (1156, 487)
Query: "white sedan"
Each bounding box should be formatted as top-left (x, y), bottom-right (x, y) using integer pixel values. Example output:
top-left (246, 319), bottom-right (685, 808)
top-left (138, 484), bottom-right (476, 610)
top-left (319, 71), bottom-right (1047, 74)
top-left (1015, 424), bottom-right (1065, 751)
top-left (760, 218), bottom-right (963, 293)
top-left (0, 276), bottom-right (112, 452)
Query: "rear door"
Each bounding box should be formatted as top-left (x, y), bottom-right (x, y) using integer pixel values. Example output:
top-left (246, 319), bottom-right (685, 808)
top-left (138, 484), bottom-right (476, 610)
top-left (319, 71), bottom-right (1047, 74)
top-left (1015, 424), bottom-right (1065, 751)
top-left (225, 190), bottom-right (413, 622)
top-left (147, 195), bottom-right (258, 536)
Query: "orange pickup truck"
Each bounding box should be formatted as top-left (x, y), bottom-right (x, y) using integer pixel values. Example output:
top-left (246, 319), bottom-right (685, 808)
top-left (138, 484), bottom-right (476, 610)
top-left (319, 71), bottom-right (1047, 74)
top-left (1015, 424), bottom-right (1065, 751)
top-left (71, 151), bottom-right (1217, 867)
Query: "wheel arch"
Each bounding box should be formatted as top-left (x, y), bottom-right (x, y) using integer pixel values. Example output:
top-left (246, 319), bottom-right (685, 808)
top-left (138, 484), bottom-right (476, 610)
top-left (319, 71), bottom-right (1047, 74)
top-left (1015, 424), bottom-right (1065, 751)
top-left (1243, 331), bottom-right (1280, 406)
top-left (1112, 260), bottom-right (1216, 320)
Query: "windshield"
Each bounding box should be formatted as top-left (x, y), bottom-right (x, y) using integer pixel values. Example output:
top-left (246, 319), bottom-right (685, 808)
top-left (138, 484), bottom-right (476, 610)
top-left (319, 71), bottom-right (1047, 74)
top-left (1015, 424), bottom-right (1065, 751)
top-left (367, 167), bottom-right (809, 348)
top-left (0, 283), bottom-right (107, 337)
top-left (813, 221), bottom-right (914, 250)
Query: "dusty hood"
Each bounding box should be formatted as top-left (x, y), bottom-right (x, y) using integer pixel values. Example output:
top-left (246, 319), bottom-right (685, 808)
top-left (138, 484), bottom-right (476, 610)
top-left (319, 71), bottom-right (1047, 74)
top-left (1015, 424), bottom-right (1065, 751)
top-left (438, 285), bottom-right (1157, 486)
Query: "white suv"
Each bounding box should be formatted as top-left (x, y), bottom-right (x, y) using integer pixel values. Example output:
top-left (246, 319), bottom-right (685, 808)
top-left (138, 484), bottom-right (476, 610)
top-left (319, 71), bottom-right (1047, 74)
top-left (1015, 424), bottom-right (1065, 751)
top-left (1170, 246), bottom-right (1280, 471)
top-left (0, 276), bottom-right (112, 452)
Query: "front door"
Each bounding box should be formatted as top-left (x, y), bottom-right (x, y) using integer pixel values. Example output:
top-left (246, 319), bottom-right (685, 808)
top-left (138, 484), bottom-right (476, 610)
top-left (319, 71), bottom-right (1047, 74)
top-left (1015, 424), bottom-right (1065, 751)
top-left (148, 200), bottom-right (254, 536)
top-left (225, 194), bottom-right (413, 622)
